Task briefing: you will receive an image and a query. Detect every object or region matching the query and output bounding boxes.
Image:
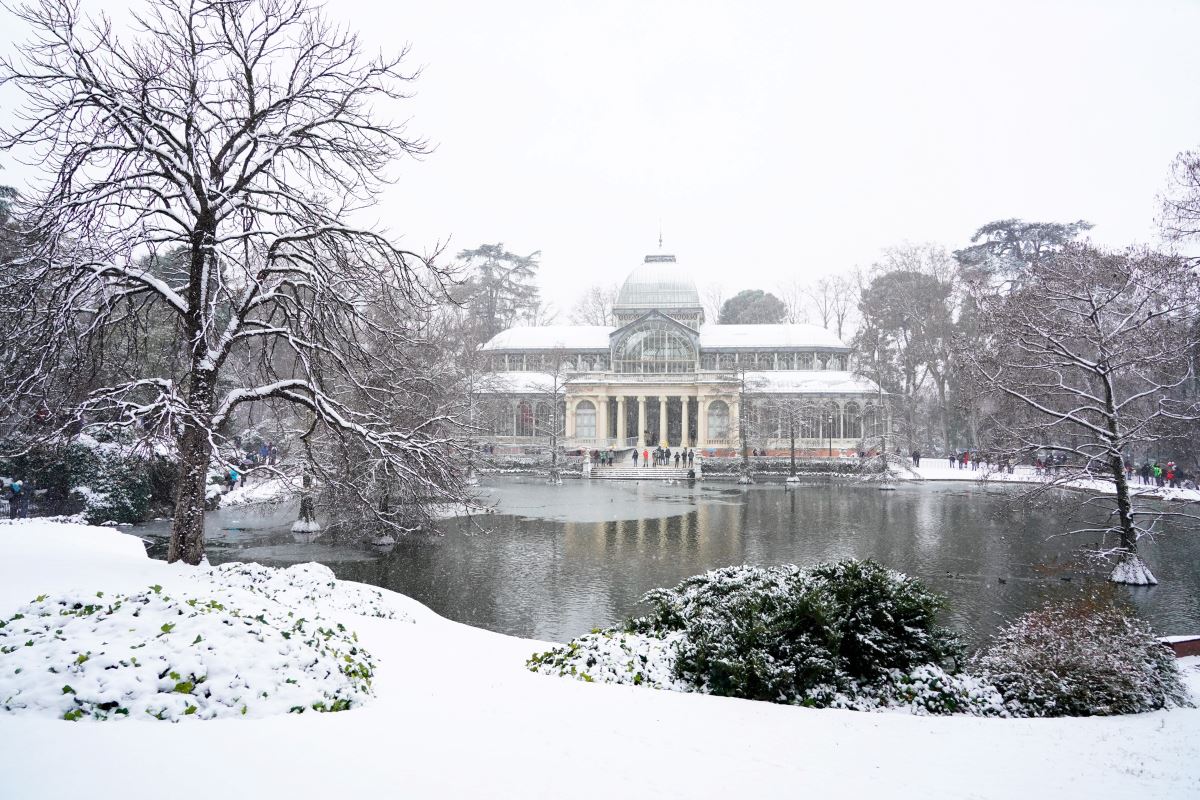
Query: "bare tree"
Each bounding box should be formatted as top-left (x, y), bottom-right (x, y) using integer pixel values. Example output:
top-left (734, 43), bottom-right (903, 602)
top-left (520, 299), bottom-right (560, 327)
top-left (0, 0), bottom-right (461, 563)
top-left (569, 284), bottom-right (619, 326)
top-left (526, 348), bottom-right (573, 482)
top-left (773, 279), bottom-right (807, 325)
top-left (701, 283), bottom-right (726, 325)
top-left (1159, 149), bottom-right (1200, 246)
top-left (962, 244), bottom-right (1200, 585)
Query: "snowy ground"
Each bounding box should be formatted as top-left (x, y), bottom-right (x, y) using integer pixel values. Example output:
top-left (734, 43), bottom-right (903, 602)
top-left (909, 461), bottom-right (1200, 502)
top-left (0, 520), bottom-right (1198, 799)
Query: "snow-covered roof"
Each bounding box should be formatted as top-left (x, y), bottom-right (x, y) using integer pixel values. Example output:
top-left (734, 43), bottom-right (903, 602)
top-left (481, 326), bottom-right (613, 351)
top-left (699, 324), bottom-right (846, 350)
top-left (740, 371), bottom-right (881, 395)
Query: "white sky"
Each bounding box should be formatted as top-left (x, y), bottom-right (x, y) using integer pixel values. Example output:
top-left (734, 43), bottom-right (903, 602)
top-left (4, 0), bottom-right (1200, 315)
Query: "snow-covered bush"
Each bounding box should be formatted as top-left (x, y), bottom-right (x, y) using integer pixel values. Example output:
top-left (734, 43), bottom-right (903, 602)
top-left (198, 562), bottom-right (399, 620)
top-left (526, 629), bottom-right (690, 690)
top-left (972, 594), bottom-right (1190, 717)
top-left (0, 584), bottom-right (376, 721)
top-left (0, 439), bottom-right (163, 523)
top-left (530, 560), bottom-right (964, 710)
top-left (828, 664), bottom-right (1007, 716)
top-left (637, 561), bottom-right (960, 703)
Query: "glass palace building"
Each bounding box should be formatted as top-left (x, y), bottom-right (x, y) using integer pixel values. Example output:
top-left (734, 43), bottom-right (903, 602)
top-left (479, 253), bottom-right (887, 455)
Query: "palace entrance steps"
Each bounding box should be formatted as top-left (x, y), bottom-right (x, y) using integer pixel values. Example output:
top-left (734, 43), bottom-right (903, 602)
top-left (589, 465), bottom-right (694, 481)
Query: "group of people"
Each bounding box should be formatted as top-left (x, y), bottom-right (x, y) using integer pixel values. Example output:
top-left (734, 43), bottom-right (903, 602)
top-left (944, 450), bottom-right (1012, 473)
top-left (225, 441), bottom-right (279, 491)
top-left (1130, 460), bottom-right (1190, 489)
top-left (632, 447), bottom-right (695, 468)
top-left (5, 478), bottom-right (30, 519)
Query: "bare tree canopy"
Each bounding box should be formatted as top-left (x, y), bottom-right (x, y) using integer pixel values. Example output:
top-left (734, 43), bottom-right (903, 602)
top-left (0, 0), bottom-right (462, 563)
top-left (962, 243), bottom-right (1200, 585)
top-left (1160, 149), bottom-right (1200, 245)
top-left (569, 283), bottom-right (619, 326)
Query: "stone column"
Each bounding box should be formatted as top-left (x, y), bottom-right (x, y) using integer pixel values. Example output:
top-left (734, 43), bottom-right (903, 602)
top-left (565, 398), bottom-right (575, 439)
top-left (697, 397), bottom-right (708, 448)
top-left (598, 397), bottom-right (609, 442)
top-left (637, 396), bottom-right (647, 448)
top-left (681, 394), bottom-right (690, 448)
top-left (659, 396), bottom-right (668, 447)
top-left (616, 396), bottom-right (627, 443)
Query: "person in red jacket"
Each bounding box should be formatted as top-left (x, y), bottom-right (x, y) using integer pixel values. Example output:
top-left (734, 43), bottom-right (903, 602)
top-left (642, 448), bottom-right (649, 467)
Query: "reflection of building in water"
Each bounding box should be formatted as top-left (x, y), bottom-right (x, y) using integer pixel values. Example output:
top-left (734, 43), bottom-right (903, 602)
top-left (478, 252), bottom-right (888, 455)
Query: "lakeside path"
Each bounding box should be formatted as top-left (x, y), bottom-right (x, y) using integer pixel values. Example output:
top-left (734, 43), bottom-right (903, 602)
top-left (907, 461), bottom-right (1200, 503)
top-left (0, 520), bottom-right (1198, 800)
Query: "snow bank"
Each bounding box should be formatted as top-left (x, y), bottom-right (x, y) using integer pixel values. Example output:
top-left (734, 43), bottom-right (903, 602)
top-left (218, 475), bottom-right (297, 508)
top-left (1, 520), bottom-right (1198, 799)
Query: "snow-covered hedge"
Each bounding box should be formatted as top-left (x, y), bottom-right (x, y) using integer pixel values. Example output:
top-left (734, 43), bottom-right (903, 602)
top-left (530, 560), bottom-right (971, 712)
top-left (972, 594), bottom-right (1190, 717)
top-left (0, 562), bottom-right (393, 722)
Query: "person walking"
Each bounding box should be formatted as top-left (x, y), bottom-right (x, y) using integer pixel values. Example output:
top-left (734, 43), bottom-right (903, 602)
top-left (7, 479), bottom-right (22, 520)
top-left (258, 442), bottom-right (269, 464)
top-left (1140, 462), bottom-right (1151, 485)
top-left (911, 450), bottom-right (921, 468)
top-left (632, 449), bottom-right (639, 467)
top-left (642, 448), bottom-right (649, 467)
top-left (687, 448), bottom-right (694, 467)
top-left (674, 452), bottom-right (680, 468)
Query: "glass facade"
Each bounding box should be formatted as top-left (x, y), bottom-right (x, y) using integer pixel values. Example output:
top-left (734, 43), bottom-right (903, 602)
top-left (613, 320), bottom-right (698, 374)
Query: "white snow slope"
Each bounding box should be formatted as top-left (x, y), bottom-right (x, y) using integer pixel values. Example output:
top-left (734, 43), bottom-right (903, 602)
top-left (0, 520), bottom-right (1198, 799)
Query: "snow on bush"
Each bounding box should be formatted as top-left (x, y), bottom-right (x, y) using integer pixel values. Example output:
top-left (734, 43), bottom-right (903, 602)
top-left (527, 629), bottom-right (690, 691)
top-left (195, 562), bottom-right (400, 621)
top-left (0, 576), bottom-right (382, 722)
top-left (827, 664), bottom-right (1007, 716)
top-left (972, 593), bottom-right (1190, 717)
top-left (530, 560), bottom-right (973, 713)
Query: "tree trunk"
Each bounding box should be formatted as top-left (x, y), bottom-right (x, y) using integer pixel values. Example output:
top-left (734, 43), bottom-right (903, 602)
top-left (790, 420), bottom-right (796, 477)
top-left (168, 371), bottom-right (215, 565)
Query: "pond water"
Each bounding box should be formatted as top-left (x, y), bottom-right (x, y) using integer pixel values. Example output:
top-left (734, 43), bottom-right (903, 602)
top-left (136, 477), bottom-right (1200, 646)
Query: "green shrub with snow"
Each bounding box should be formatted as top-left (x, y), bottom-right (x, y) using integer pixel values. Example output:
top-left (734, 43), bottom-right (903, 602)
top-left (530, 560), bottom-right (969, 711)
top-left (0, 439), bottom-right (162, 523)
top-left (0, 583), bottom-right (376, 721)
top-left (972, 593), bottom-right (1190, 717)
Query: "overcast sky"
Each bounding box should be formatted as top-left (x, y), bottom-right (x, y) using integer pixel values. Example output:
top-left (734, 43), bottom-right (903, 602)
top-left (4, 0), bottom-right (1200, 316)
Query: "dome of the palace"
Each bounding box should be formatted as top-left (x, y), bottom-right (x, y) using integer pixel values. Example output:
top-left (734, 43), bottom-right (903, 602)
top-left (615, 254), bottom-right (702, 309)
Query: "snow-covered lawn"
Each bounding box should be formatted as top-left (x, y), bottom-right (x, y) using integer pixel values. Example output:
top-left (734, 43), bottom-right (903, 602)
top-left (909, 461), bottom-right (1200, 502)
top-left (0, 520), bottom-right (1198, 799)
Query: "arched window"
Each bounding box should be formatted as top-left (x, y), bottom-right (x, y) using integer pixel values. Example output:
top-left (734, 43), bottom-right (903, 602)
top-left (535, 401), bottom-right (553, 436)
top-left (843, 402), bottom-right (862, 439)
top-left (612, 320), bottom-right (697, 373)
top-left (801, 404), bottom-right (821, 439)
top-left (707, 400), bottom-right (730, 440)
top-left (516, 400), bottom-right (534, 437)
top-left (778, 352), bottom-right (795, 370)
top-left (796, 352), bottom-right (814, 370)
top-left (495, 400), bottom-right (515, 436)
top-left (821, 401), bottom-right (841, 439)
top-left (575, 400), bottom-right (597, 439)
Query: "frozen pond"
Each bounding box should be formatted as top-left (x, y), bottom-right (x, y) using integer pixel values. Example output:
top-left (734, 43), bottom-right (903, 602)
top-left (138, 476), bottom-right (1200, 646)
